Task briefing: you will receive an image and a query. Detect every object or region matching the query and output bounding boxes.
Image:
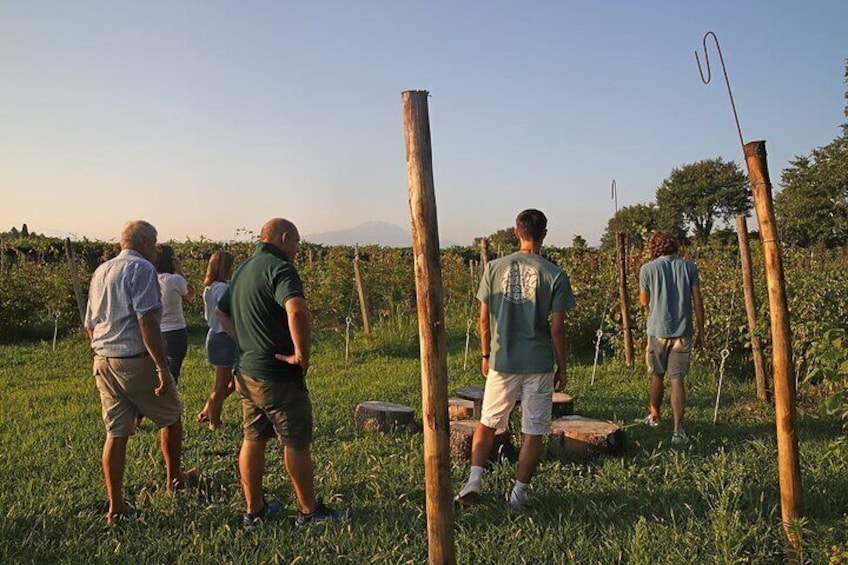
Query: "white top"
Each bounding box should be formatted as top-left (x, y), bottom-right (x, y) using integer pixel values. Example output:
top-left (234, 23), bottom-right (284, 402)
top-left (85, 249), bottom-right (161, 357)
top-left (158, 272), bottom-right (190, 332)
top-left (203, 281), bottom-right (228, 334)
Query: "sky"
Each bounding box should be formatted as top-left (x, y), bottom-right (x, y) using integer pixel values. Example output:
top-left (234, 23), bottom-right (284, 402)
top-left (1, 1), bottom-right (846, 246)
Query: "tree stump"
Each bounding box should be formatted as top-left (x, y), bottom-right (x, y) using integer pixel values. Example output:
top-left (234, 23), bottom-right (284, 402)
top-left (454, 387), bottom-right (484, 419)
top-left (551, 393), bottom-right (575, 417)
top-left (354, 401), bottom-right (415, 432)
top-left (449, 419), bottom-right (516, 463)
top-left (547, 416), bottom-right (623, 457)
top-left (448, 398), bottom-right (475, 421)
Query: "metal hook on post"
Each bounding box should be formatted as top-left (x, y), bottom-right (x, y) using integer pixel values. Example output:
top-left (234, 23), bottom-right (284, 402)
top-left (611, 179), bottom-right (618, 214)
top-left (695, 31), bottom-right (745, 149)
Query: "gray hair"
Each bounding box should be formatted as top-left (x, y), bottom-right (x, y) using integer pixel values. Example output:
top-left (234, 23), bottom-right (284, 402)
top-left (120, 220), bottom-right (157, 250)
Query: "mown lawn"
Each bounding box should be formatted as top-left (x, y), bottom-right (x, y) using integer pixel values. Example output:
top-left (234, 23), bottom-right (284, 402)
top-left (1, 327), bottom-right (846, 564)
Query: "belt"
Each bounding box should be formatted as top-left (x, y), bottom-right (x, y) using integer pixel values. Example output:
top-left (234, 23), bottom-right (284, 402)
top-left (106, 351), bottom-right (150, 359)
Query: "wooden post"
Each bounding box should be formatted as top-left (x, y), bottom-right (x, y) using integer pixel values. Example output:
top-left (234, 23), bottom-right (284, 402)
top-left (744, 141), bottom-right (802, 555)
top-left (402, 90), bottom-right (456, 565)
top-left (479, 238), bottom-right (489, 271)
top-left (65, 238), bottom-right (86, 326)
top-left (736, 215), bottom-right (769, 402)
top-left (616, 232), bottom-right (634, 368)
top-left (353, 244), bottom-right (372, 339)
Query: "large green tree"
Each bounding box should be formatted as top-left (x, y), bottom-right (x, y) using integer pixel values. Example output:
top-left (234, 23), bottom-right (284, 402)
top-left (475, 227), bottom-right (518, 255)
top-left (600, 203), bottom-right (660, 249)
top-left (774, 63), bottom-right (848, 248)
top-left (655, 158), bottom-right (750, 244)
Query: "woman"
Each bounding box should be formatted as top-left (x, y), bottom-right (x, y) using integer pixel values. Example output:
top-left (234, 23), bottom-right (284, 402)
top-left (197, 250), bottom-right (237, 430)
top-left (156, 245), bottom-right (194, 384)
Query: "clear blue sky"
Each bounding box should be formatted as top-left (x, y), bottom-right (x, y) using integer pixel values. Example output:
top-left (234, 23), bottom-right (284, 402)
top-left (1, 1), bottom-right (845, 245)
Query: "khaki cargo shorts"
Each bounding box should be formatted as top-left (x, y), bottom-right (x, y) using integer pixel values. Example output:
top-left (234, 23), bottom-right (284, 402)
top-left (234, 371), bottom-right (313, 448)
top-left (93, 355), bottom-right (183, 438)
top-left (480, 370), bottom-right (554, 436)
top-left (646, 336), bottom-right (693, 380)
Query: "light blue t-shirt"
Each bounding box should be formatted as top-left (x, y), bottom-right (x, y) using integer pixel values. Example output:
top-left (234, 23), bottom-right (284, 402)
top-left (477, 252), bottom-right (575, 373)
top-left (639, 254), bottom-right (700, 338)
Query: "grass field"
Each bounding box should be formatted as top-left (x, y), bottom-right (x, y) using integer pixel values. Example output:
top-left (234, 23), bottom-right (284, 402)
top-left (2, 325), bottom-right (847, 564)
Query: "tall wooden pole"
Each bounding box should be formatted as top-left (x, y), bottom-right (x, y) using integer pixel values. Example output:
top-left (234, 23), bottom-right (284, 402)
top-left (402, 90), bottom-right (456, 565)
top-left (479, 237), bottom-right (489, 271)
top-left (736, 215), bottom-right (769, 402)
top-left (353, 244), bottom-right (372, 339)
top-left (616, 232), bottom-right (634, 368)
top-left (744, 141), bottom-right (802, 555)
top-left (64, 238), bottom-right (86, 326)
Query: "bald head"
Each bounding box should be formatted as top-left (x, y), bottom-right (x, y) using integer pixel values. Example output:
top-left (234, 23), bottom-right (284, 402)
top-left (260, 218), bottom-right (296, 242)
top-left (260, 218), bottom-right (300, 261)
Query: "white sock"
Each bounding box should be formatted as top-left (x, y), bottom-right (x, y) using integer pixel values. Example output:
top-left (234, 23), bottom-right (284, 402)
top-left (468, 466), bottom-right (485, 483)
top-left (513, 480), bottom-right (529, 493)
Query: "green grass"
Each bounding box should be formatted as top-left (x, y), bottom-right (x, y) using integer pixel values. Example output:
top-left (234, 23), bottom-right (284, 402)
top-left (1, 327), bottom-right (847, 564)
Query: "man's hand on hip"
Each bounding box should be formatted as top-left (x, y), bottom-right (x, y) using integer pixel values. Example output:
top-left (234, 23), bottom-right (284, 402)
top-left (155, 369), bottom-right (172, 396)
top-left (275, 352), bottom-right (310, 375)
top-left (554, 367), bottom-right (566, 392)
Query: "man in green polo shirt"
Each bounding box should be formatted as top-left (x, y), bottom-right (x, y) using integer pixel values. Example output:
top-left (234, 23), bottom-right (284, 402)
top-left (217, 218), bottom-right (348, 527)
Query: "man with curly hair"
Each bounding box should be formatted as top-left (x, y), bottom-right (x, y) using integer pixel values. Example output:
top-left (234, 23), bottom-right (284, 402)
top-left (639, 231), bottom-right (704, 446)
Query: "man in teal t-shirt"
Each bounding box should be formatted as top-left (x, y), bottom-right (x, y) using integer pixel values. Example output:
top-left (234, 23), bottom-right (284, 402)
top-left (456, 209), bottom-right (575, 508)
top-left (638, 231), bottom-right (704, 446)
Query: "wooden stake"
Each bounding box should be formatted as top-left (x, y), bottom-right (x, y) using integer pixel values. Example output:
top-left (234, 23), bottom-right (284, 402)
top-left (736, 215), bottom-right (769, 402)
top-left (744, 141), bottom-right (803, 556)
top-left (616, 232), bottom-right (634, 368)
top-left (479, 237), bottom-right (489, 271)
top-left (402, 90), bottom-right (456, 565)
top-left (353, 244), bottom-right (371, 339)
top-left (65, 238), bottom-right (86, 326)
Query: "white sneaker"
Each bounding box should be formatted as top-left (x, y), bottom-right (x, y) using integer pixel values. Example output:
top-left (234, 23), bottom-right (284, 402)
top-left (509, 487), bottom-right (530, 508)
top-left (671, 430), bottom-right (689, 446)
top-left (455, 479), bottom-right (482, 506)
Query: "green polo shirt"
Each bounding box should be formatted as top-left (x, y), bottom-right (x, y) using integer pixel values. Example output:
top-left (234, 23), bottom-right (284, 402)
top-left (218, 242), bottom-right (305, 381)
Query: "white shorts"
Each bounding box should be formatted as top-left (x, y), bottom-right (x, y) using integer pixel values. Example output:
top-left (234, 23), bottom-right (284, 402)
top-left (480, 370), bottom-right (554, 436)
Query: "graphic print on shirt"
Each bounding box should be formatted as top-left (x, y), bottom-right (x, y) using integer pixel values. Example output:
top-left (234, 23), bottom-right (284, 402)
top-left (501, 262), bottom-right (538, 303)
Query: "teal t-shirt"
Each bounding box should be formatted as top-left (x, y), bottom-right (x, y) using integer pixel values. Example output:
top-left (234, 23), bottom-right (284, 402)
top-left (639, 254), bottom-right (700, 338)
top-left (477, 252), bottom-right (575, 373)
top-left (218, 242), bottom-right (305, 381)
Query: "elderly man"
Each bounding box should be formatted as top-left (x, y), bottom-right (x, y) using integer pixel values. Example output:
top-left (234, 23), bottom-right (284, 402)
top-left (456, 209), bottom-right (575, 508)
top-left (85, 220), bottom-right (193, 526)
top-left (217, 218), bottom-right (349, 527)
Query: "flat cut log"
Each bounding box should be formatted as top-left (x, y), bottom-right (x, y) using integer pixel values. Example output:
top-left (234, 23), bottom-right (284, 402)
top-left (354, 401), bottom-right (414, 432)
top-left (551, 393), bottom-right (575, 417)
top-left (548, 416), bottom-right (623, 456)
top-left (454, 387), bottom-right (484, 419)
top-left (449, 419), bottom-right (515, 463)
top-left (448, 398), bottom-right (475, 421)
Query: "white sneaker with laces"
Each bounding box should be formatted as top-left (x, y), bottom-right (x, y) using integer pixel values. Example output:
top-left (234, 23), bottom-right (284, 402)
top-left (509, 487), bottom-right (530, 508)
top-left (455, 479), bottom-right (482, 506)
top-left (671, 430), bottom-right (689, 446)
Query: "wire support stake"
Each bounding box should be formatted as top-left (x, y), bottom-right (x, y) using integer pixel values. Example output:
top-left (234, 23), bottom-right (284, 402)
top-left (345, 316), bottom-right (352, 368)
top-left (463, 318), bottom-right (473, 371)
top-left (591, 328), bottom-right (604, 385)
top-left (695, 31), bottom-right (745, 150)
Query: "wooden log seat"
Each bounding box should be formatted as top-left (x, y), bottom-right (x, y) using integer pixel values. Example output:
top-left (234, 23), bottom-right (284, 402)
top-left (449, 419), bottom-right (516, 463)
top-left (547, 416), bottom-right (624, 456)
top-left (354, 401), bottom-right (415, 432)
top-left (448, 398), bottom-right (475, 421)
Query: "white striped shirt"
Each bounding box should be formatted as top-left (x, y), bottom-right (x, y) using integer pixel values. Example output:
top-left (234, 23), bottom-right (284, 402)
top-left (85, 249), bottom-right (162, 357)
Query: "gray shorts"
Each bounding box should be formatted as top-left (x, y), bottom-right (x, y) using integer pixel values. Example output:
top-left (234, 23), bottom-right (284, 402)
top-left (646, 336), bottom-right (693, 380)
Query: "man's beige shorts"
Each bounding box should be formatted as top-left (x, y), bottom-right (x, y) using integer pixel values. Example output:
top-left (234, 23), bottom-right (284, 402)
top-left (93, 355), bottom-right (183, 437)
top-left (646, 336), bottom-right (693, 380)
top-left (480, 370), bottom-right (554, 436)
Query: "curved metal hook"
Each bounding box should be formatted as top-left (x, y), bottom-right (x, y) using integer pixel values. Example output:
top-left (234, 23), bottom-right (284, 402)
top-left (695, 31), bottom-right (744, 148)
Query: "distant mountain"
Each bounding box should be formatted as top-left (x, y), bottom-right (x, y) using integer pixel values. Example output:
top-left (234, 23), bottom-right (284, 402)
top-left (304, 221), bottom-right (460, 248)
top-left (304, 221), bottom-right (411, 247)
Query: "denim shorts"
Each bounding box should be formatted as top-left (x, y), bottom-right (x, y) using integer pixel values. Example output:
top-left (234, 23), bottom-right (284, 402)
top-left (206, 330), bottom-right (237, 367)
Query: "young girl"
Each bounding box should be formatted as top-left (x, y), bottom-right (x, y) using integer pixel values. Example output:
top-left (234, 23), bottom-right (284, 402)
top-left (197, 251), bottom-right (236, 430)
top-left (156, 245), bottom-right (194, 384)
